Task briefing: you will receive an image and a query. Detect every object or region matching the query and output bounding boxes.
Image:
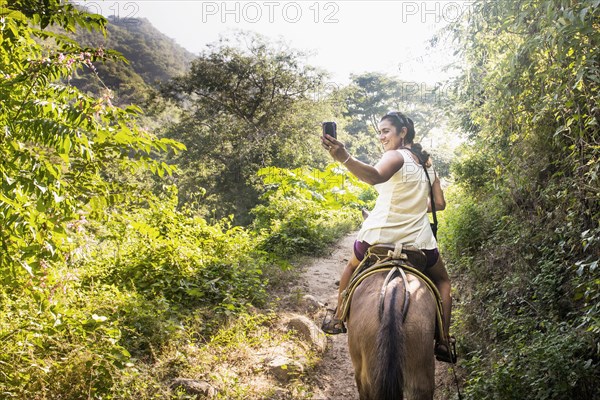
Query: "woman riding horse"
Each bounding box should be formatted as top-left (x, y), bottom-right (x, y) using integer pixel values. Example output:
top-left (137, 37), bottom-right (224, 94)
top-left (320, 112), bottom-right (455, 385)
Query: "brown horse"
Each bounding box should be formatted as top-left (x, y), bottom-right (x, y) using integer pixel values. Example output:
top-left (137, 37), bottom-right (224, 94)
top-left (347, 267), bottom-right (437, 400)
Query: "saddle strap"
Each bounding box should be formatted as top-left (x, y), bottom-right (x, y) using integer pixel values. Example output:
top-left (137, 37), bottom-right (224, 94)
top-left (391, 242), bottom-right (404, 260)
top-left (401, 264), bottom-right (446, 341)
top-left (378, 267), bottom-right (411, 322)
top-left (398, 267), bottom-right (410, 322)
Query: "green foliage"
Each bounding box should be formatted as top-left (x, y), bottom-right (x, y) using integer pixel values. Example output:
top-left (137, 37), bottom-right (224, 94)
top-left (0, 284), bottom-right (135, 398)
top-left (0, 0), bottom-right (184, 287)
top-left (2, 176), bottom-right (350, 397)
top-left (444, 0), bottom-right (600, 398)
top-left (451, 144), bottom-right (496, 192)
top-left (160, 32), bottom-right (333, 224)
top-left (81, 190), bottom-right (267, 314)
top-left (0, 2), bottom-right (387, 398)
top-left (252, 164), bottom-right (370, 257)
top-left (443, 189), bottom-right (599, 399)
top-left (464, 323), bottom-right (595, 400)
top-left (0, 2), bottom-right (189, 397)
top-left (438, 186), bottom-right (499, 260)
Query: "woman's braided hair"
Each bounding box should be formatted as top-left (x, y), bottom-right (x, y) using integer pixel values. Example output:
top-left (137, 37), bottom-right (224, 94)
top-left (381, 111), bottom-right (431, 167)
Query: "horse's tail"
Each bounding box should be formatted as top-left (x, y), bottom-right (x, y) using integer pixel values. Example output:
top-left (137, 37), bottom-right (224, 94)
top-left (372, 280), bottom-right (405, 400)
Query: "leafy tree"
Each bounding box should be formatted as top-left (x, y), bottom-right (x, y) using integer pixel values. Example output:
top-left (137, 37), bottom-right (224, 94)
top-left (444, 0), bottom-right (600, 398)
top-left (161, 32), bottom-right (331, 223)
top-left (343, 73), bottom-right (402, 136)
top-left (0, 0), bottom-right (183, 285)
top-left (339, 73), bottom-right (399, 163)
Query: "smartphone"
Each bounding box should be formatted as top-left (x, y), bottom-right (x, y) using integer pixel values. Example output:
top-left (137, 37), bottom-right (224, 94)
top-left (322, 121), bottom-right (337, 139)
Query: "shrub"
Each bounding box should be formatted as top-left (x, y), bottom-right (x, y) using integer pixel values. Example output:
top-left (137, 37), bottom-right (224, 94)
top-left (252, 165), bottom-right (368, 258)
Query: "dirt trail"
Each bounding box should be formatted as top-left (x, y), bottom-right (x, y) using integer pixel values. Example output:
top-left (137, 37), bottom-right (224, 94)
top-left (300, 231), bottom-right (460, 400)
top-left (301, 232), bottom-right (358, 400)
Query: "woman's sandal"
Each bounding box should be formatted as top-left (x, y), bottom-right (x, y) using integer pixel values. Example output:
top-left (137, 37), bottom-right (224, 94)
top-left (321, 308), bottom-right (347, 334)
top-left (435, 336), bottom-right (457, 364)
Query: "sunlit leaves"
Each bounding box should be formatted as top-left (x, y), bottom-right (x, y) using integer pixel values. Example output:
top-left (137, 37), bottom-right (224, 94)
top-left (252, 164), bottom-right (369, 257)
top-left (160, 32), bottom-right (329, 222)
top-left (0, 1), bottom-right (185, 283)
top-left (447, 0), bottom-right (600, 398)
top-left (257, 164), bottom-right (371, 209)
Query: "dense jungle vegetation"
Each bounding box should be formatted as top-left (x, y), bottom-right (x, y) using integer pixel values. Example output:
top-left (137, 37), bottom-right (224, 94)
top-left (443, 0), bottom-right (600, 398)
top-left (0, 0), bottom-right (598, 399)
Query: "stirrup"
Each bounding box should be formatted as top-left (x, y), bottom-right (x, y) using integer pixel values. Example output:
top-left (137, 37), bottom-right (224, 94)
top-left (321, 308), bottom-right (347, 334)
top-left (435, 336), bottom-right (457, 364)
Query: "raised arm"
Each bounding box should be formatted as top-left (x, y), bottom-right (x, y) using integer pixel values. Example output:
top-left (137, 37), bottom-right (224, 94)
top-left (321, 134), bottom-right (404, 185)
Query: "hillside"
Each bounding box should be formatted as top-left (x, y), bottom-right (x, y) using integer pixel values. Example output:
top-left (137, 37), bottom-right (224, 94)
top-left (69, 16), bottom-right (196, 104)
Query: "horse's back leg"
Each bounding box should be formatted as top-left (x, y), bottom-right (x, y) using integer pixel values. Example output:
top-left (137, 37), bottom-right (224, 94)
top-left (349, 349), bottom-right (375, 400)
top-left (404, 329), bottom-right (434, 399)
top-left (403, 280), bottom-right (437, 400)
top-left (350, 329), bottom-right (376, 400)
top-left (348, 282), bottom-right (380, 400)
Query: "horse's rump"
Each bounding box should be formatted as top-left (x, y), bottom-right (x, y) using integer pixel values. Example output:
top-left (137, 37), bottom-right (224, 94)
top-left (347, 270), bottom-right (437, 400)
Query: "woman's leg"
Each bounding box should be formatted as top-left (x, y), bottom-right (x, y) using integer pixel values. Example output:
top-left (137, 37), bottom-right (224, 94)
top-left (334, 252), bottom-right (361, 319)
top-left (425, 255), bottom-right (452, 341)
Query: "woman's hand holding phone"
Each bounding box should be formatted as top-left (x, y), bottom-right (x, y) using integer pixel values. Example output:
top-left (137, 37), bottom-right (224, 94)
top-left (321, 121), bottom-right (350, 163)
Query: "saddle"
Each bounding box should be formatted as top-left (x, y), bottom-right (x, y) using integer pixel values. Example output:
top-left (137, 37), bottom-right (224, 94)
top-left (359, 243), bottom-right (428, 273)
top-left (339, 243), bottom-right (445, 343)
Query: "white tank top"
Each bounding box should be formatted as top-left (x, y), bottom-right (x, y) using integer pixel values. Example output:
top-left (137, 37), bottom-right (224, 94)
top-left (356, 149), bottom-right (437, 250)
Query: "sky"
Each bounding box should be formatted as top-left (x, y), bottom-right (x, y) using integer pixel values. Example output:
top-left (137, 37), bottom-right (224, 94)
top-left (75, 0), bottom-right (467, 86)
